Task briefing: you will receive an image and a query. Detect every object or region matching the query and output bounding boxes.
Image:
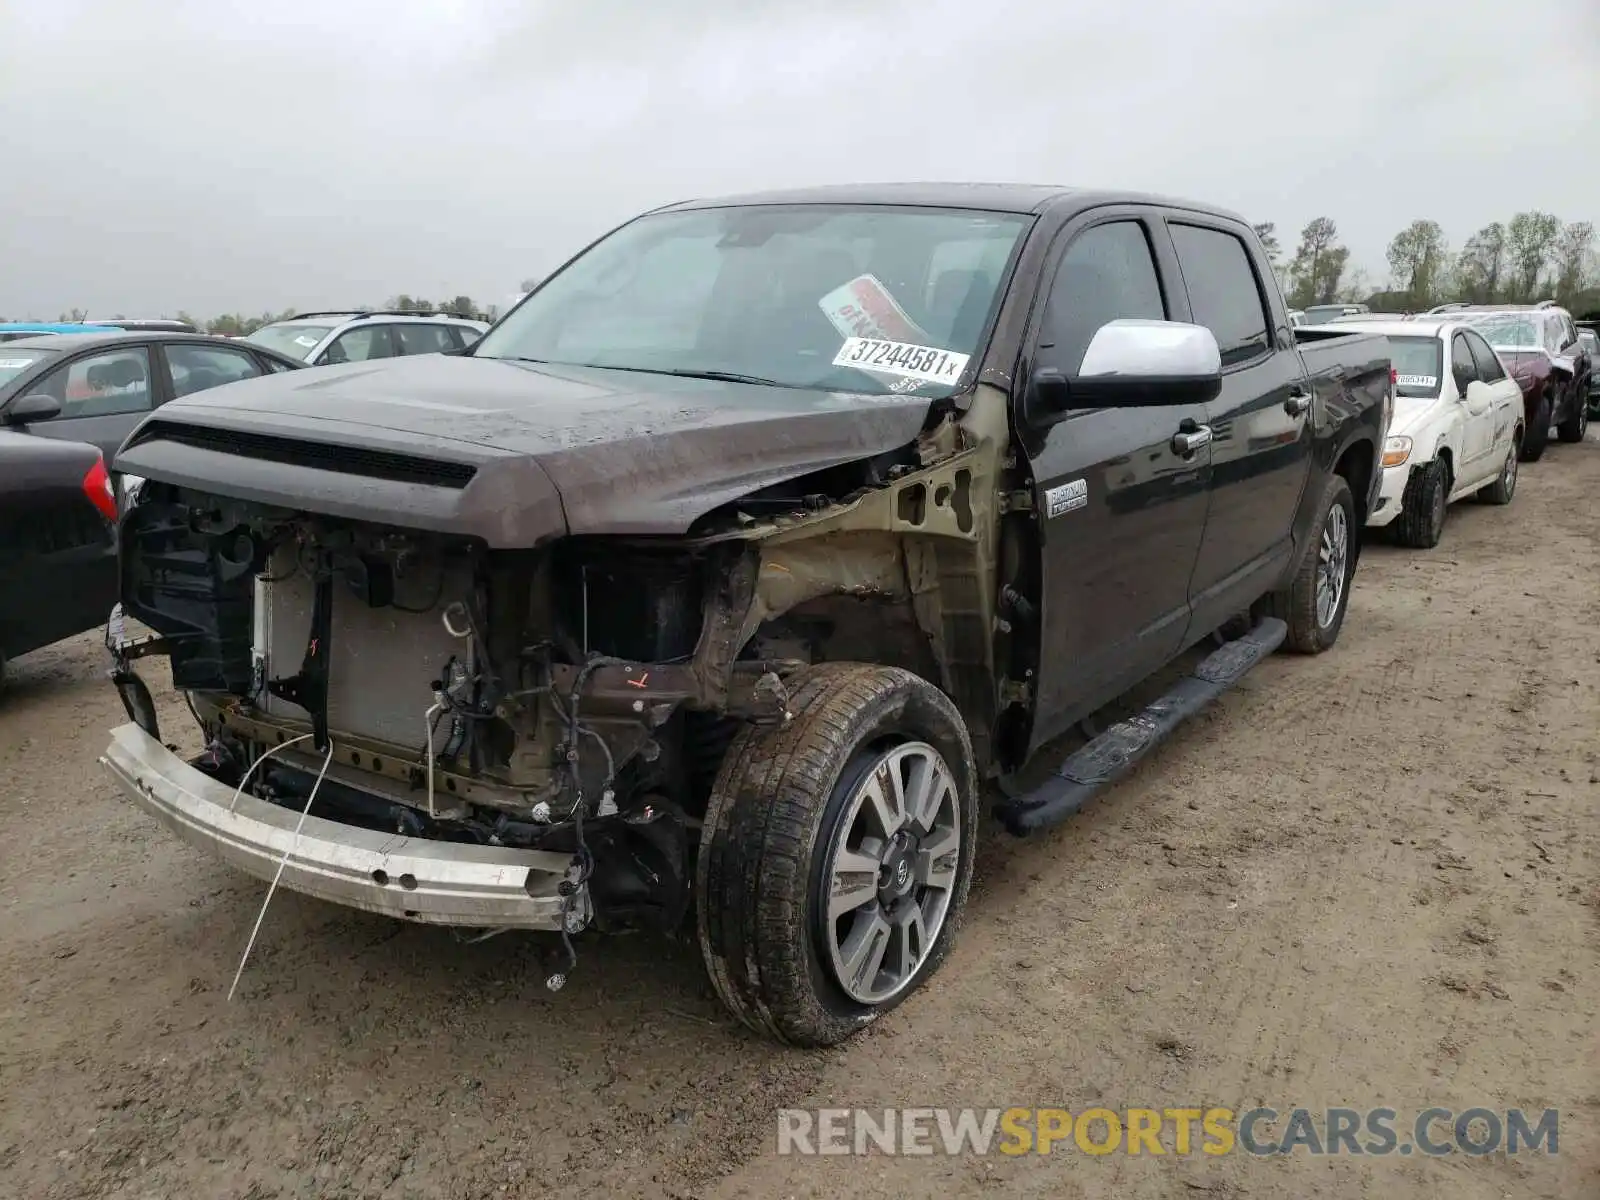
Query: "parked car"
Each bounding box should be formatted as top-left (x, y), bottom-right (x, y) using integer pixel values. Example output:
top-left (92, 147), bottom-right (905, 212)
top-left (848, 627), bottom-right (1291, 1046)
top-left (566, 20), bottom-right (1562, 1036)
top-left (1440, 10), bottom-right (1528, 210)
top-left (0, 332), bottom-right (305, 497)
top-left (1301, 320), bottom-right (1524, 547)
top-left (105, 183), bottom-right (1388, 1047)
top-left (1578, 327), bottom-right (1600, 418)
top-left (1451, 302), bottom-right (1590, 455)
top-left (1301, 303), bottom-right (1370, 325)
top-left (243, 311), bottom-right (489, 366)
top-left (0, 431), bottom-right (119, 691)
top-left (0, 321), bottom-right (123, 343)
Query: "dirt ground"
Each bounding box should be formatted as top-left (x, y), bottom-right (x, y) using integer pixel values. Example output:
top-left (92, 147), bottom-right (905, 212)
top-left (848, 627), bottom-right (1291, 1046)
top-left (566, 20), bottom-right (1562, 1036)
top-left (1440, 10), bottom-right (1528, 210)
top-left (2, 436), bottom-right (1596, 1200)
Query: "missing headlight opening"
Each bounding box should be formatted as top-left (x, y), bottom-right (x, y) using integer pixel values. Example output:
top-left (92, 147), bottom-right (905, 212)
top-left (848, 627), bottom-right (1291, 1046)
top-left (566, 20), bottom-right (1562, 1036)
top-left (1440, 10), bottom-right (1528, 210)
top-left (108, 410), bottom-right (1005, 993)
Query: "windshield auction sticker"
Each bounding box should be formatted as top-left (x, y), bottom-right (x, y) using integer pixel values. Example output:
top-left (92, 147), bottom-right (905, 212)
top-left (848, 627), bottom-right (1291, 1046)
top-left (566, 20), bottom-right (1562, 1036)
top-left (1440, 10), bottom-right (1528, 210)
top-left (818, 274), bottom-right (932, 344)
top-left (833, 336), bottom-right (970, 385)
top-left (1396, 375), bottom-right (1437, 388)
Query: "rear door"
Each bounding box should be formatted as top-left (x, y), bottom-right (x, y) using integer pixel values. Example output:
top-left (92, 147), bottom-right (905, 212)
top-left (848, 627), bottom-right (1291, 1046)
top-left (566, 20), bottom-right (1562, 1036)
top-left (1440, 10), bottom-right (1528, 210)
top-left (1020, 211), bottom-right (1212, 749)
top-left (1167, 219), bottom-right (1312, 627)
top-left (17, 344), bottom-right (156, 463)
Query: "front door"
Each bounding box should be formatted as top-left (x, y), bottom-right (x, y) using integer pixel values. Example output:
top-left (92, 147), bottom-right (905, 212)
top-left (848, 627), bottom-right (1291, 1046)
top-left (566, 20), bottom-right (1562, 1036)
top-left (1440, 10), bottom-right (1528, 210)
top-left (1463, 328), bottom-right (1522, 476)
top-left (1450, 331), bottom-right (1496, 482)
top-left (1019, 214), bottom-right (1213, 751)
top-left (18, 344), bottom-right (157, 464)
top-left (1167, 220), bottom-right (1312, 628)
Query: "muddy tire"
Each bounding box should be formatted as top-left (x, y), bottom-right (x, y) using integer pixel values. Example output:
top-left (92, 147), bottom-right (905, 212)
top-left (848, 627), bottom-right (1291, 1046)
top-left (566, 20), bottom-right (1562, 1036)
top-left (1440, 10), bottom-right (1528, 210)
top-left (1521, 389), bottom-right (1551, 462)
top-left (1556, 384), bottom-right (1588, 443)
top-left (1264, 473), bottom-right (1356, 655)
top-left (1392, 458), bottom-right (1449, 549)
top-left (696, 664), bottom-right (978, 1047)
top-left (1477, 439), bottom-right (1520, 506)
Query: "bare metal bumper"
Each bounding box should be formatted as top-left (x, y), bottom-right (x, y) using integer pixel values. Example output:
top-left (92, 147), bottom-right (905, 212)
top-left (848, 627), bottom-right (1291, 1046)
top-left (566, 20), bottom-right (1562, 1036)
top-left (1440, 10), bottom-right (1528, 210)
top-left (100, 723), bottom-right (587, 932)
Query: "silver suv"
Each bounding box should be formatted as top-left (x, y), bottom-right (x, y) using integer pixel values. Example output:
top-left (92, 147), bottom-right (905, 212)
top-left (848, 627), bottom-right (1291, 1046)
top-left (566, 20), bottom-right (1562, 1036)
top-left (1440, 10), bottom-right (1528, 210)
top-left (243, 310), bottom-right (489, 366)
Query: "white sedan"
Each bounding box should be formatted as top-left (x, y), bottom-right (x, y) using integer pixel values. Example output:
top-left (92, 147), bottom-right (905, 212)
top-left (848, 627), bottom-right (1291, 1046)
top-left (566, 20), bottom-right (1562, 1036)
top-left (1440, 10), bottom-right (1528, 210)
top-left (1363, 319), bottom-right (1525, 548)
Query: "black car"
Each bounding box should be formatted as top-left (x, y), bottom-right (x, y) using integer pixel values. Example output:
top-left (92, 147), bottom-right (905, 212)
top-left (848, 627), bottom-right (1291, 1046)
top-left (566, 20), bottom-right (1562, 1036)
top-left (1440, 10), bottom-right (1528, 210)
top-left (0, 331), bottom-right (304, 479)
top-left (0, 430), bottom-right (120, 689)
top-left (1579, 326), bottom-right (1600, 417)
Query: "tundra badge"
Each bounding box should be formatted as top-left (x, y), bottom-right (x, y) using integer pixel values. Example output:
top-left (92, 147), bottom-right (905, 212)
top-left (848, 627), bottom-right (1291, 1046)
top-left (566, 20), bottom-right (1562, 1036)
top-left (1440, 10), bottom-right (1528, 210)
top-left (1045, 478), bottom-right (1088, 519)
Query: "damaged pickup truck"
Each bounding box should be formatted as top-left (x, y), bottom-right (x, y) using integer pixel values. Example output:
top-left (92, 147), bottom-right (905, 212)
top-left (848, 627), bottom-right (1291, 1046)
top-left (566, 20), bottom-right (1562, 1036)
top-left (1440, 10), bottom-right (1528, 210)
top-left (103, 184), bottom-right (1390, 1047)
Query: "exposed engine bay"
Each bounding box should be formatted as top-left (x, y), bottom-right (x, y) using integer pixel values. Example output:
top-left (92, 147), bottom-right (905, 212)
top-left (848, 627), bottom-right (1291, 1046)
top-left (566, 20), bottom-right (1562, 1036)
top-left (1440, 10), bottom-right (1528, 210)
top-left (107, 395), bottom-right (1024, 948)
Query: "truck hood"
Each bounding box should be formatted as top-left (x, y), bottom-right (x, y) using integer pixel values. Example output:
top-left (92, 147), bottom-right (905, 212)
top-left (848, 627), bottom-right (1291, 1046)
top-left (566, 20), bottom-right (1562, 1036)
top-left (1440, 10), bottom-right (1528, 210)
top-left (113, 354), bottom-right (936, 546)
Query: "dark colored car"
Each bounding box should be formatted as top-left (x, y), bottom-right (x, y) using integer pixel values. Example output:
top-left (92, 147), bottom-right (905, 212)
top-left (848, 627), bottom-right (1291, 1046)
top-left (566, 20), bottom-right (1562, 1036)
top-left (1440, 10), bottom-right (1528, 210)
top-left (1450, 303), bottom-right (1590, 457)
top-left (0, 431), bottom-right (120, 688)
top-left (0, 331), bottom-right (304, 492)
top-left (105, 183), bottom-right (1388, 1046)
top-left (1578, 327), bottom-right (1600, 418)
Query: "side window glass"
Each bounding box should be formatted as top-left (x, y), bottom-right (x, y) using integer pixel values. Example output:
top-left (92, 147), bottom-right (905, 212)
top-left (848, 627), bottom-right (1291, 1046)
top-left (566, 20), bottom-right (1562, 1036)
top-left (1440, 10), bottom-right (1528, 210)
top-left (167, 344), bottom-right (262, 398)
top-left (1465, 331), bottom-right (1504, 383)
top-left (262, 356), bottom-right (295, 373)
top-left (394, 324), bottom-right (456, 355)
top-left (1451, 335), bottom-right (1478, 392)
top-left (322, 326), bottom-right (391, 364)
top-left (35, 347), bottom-right (153, 418)
top-left (1168, 223), bottom-right (1271, 368)
top-left (1037, 221), bottom-right (1166, 373)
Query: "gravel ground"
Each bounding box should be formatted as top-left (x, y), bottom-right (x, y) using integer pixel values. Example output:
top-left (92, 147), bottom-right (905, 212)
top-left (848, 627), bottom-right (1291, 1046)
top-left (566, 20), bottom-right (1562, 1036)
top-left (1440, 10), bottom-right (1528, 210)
top-left (2, 434), bottom-right (1596, 1200)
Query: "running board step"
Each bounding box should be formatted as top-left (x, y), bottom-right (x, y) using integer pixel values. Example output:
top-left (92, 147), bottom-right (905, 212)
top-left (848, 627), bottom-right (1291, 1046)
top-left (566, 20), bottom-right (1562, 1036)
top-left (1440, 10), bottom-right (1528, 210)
top-left (993, 617), bottom-right (1287, 836)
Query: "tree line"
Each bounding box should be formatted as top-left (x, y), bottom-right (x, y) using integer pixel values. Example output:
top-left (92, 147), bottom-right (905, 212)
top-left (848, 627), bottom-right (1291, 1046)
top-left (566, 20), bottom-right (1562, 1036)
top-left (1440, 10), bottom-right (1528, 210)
top-left (1251, 214), bottom-right (1599, 316)
top-left (30, 296), bottom-right (495, 336)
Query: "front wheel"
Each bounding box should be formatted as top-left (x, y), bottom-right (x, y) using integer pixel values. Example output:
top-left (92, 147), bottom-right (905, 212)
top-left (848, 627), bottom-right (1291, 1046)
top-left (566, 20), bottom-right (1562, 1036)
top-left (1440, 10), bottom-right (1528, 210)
top-left (696, 664), bottom-right (978, 1047)
top-left (1264, 473), bottom-right (1356, 654)
top-left (1393, 458), bottom-right (1449, 549)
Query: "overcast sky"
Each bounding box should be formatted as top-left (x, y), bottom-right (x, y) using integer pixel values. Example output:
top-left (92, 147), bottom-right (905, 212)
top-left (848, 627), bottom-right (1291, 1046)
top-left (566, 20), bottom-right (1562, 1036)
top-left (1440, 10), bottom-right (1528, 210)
top-left (2, 0), bottom-right (1595, 319)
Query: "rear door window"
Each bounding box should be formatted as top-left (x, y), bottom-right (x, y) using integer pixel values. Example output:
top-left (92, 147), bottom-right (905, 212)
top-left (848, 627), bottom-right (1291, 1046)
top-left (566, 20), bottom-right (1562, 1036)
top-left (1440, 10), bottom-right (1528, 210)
top-left (1167, 223), bottom-right (1272, 368)
top-left (166, 343), bottom-right (263, 397)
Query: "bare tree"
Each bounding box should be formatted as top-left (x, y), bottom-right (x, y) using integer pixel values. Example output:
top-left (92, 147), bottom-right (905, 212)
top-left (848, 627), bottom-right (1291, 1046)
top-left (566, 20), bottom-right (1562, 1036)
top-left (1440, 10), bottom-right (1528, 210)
top-left (1455, 223), bottom-right (1508, 303)
top-left (1385, 220), bottom-right (1450, 309)
top-left (1505, 211), bottom-right (1562, 301)
top-left (1287, 217), bottom-right (1347, 308)
top-left (1551, 221), bottom-right (1596, 305)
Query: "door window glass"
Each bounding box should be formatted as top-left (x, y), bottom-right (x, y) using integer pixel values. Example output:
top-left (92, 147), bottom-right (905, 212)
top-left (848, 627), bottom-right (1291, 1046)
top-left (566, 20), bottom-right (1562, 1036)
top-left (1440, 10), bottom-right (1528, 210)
top-left (33, 347), bottom-right (153, 418)
top-left (1037, 221), bottom-right (1166, 373)
top-left (1463, 330), bottom-right (1505, 382)
top-left (167, 344), bottom-right (262, 397)
top-left (1168, 223), bottom-right (1271, 368)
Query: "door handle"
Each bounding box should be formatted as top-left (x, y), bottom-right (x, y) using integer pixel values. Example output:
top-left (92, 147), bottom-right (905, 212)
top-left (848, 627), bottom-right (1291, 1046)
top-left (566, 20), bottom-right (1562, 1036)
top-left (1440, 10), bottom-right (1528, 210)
top-left (1171, 424), bottom-right (1213, 456)
top-left (1285, 391), bottom-right (1312, 417)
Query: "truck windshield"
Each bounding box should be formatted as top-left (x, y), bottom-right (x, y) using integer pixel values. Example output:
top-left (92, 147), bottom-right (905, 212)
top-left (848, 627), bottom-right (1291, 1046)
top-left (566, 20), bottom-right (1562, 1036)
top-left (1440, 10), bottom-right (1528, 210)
top-left (1387, 336), bottom-right (1443, 398)
top-left (473, 204), bottom-right (1031, 396)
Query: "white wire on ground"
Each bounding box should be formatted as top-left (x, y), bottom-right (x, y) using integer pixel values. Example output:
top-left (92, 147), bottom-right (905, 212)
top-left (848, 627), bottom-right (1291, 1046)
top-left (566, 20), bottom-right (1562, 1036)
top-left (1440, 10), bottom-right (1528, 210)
top-left (227, 738), bottom-right (337, 1002)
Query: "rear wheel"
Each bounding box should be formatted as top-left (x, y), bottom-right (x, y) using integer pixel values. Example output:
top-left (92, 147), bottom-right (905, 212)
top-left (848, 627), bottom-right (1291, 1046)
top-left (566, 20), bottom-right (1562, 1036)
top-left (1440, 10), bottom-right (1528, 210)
top-left (1520, 389), bottom-right (1551, 461)
top-left (1477, 439), bottom-right (1520, 505)
top-left (696, 664), bottom-right (978, 1047)
top-left (1265, 473), bottom-right (1356, 654)
top-left (1393, 458), bottom-right (1449, 549)
top-left (1556, 384), bottom-right (1588, 442)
